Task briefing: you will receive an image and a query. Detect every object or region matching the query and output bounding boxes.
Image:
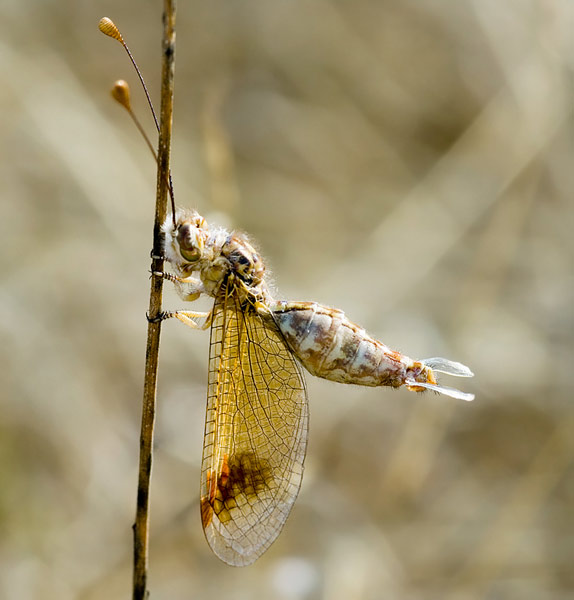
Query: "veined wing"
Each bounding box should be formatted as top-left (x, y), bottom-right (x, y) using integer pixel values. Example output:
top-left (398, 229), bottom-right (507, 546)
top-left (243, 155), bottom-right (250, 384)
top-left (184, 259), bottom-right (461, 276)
top-left (201, 284), bottom-right (308, 566)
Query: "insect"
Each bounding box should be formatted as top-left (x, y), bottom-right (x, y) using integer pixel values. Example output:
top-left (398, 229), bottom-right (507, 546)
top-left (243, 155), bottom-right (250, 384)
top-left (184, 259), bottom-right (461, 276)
top-left (156, 208), bottom-right (474, 566)
top-left (97, 14), bottom-right (472, 568)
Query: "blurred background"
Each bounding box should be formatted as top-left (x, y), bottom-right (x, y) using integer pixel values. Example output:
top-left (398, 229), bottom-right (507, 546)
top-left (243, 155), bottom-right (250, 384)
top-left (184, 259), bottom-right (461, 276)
top-left (1, 1), bottom-right (572, 598)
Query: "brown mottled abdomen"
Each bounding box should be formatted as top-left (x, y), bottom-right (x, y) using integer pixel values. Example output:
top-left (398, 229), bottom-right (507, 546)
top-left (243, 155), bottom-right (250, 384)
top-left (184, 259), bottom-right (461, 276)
top-left (270, 301), bottom-right (423, 388)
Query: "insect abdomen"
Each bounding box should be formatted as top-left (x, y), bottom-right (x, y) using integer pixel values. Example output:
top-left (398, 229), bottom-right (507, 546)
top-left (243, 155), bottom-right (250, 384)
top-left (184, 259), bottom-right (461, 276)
top-left (271, 301), bottom-right (417, 388)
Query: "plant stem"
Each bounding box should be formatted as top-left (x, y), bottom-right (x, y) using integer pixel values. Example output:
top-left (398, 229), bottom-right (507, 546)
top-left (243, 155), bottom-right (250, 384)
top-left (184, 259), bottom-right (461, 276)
top-left (133, 2), bottom-right (176, 599)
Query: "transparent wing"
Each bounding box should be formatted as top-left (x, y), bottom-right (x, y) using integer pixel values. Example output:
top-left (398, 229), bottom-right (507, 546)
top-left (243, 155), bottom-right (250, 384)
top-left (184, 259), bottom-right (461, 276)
top-left (200, 286), bottom-right (308, 566)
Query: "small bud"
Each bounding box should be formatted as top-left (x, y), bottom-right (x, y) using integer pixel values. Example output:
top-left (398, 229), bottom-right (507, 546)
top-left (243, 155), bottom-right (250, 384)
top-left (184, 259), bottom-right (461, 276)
top-left (99, 17), bottom-right (124, 43)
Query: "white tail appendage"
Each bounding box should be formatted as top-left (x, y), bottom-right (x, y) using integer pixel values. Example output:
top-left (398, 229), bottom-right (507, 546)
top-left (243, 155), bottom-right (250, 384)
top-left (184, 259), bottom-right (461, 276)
top-left (406, 357), bottom-right (475, 402)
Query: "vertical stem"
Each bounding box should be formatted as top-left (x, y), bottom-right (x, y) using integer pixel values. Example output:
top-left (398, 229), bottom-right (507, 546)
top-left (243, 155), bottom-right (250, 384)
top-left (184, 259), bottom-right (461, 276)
top-left (133, 2), bottom-right (176, 599)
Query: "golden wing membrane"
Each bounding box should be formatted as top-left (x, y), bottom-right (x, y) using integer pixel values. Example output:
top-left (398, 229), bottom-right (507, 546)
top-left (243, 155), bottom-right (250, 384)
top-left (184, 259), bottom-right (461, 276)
top-left (201, 284), bottom-right (308, 566)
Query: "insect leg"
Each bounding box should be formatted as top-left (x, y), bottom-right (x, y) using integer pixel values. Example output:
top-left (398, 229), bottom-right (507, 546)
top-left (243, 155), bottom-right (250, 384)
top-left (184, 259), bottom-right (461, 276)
top-left (152, 271), bottom-right (205, 302)
top-left (152, 271), bottom-right (201, 286)
top-left (159, 309), bottom-right (213, 330)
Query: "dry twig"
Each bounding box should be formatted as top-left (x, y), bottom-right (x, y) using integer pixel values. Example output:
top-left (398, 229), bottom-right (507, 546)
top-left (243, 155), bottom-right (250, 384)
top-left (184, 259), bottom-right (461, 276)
top-left (133, 2), bottom-right (176, 598)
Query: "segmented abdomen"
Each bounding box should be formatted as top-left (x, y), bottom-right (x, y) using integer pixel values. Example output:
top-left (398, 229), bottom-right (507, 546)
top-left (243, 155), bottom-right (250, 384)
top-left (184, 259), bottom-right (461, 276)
top-left (271, 301), bottom-right (424, 388)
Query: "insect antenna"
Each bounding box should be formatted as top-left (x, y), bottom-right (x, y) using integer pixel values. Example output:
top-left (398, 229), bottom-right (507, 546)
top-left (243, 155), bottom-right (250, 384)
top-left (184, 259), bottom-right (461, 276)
top-left (99, 17), bottom-right (177, 226)
top-left (110, 80), bottom-right (158, 160)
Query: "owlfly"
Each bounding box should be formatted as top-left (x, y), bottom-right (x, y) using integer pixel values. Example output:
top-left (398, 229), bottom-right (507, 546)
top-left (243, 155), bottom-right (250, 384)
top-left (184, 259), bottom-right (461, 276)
top-left (100, 16), bottom-right (474, 567)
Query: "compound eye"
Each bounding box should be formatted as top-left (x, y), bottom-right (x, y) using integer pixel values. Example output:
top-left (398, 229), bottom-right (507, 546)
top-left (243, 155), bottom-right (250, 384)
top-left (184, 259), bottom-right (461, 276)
top-left (177, 223), bottom-right (201, 262)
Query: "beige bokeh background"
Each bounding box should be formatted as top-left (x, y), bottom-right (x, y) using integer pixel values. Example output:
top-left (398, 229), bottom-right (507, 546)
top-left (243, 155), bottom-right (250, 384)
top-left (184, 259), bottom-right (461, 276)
top-left (1, 1), bottom-right (572, 599)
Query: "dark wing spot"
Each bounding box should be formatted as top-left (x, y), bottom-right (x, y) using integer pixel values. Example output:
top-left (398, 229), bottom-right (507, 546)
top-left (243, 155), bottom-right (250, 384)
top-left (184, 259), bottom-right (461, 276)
top-left (207, 452), bottom-right (274, 524)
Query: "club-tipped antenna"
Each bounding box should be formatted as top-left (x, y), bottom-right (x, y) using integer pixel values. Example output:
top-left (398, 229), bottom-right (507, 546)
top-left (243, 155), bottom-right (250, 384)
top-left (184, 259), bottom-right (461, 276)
top-left (99, 17), bottom-right (160, 133)
top-left (111, 80), bottom-right (158, 159)
top-left (99, 17), bottom-right (177, 226)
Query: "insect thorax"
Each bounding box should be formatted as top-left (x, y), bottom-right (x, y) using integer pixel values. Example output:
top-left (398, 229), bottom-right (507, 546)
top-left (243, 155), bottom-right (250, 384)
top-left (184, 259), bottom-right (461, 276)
top-left (220, 234), bottom-right (265, 288)
top-left (216, 234), bottom-right (271, 307)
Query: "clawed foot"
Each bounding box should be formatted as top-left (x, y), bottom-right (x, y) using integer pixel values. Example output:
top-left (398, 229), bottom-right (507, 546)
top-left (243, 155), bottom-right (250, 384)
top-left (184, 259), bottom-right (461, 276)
top-left (146, 310), bottom-right (173, 323)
